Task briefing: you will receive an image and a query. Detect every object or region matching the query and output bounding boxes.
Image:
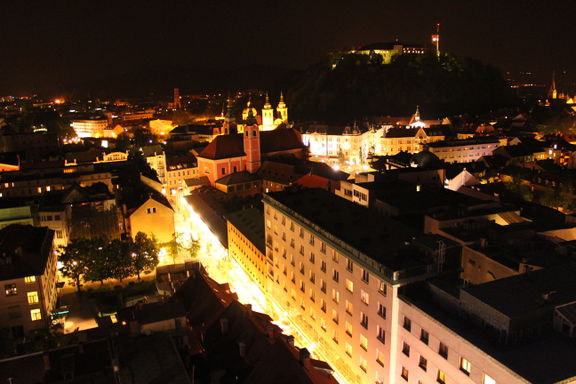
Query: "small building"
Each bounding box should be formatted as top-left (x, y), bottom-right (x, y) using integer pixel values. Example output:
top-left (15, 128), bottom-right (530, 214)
top-left (124, 187), bottom-right (175, 244)
top-left (0, 225), bottom-right (57, 336)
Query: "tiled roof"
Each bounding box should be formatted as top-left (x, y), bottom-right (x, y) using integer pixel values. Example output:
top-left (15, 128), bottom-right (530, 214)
top-left (198, 129), bottom-right (304, 160)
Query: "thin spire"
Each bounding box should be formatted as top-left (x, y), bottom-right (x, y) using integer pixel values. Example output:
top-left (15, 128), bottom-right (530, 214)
top-left (279, 91), bottom-right (284, 103)
top-left (549, 71), bottom-right (557, 99)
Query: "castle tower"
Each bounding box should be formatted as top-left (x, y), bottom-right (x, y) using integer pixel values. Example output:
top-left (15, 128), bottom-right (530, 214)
top-left (173, 88), bottom-right (181, 109)
top-left (548, 71), bottom-right (558, 99)
top-left (243, 110), bottom-right (261, 173)
top-left (262, 93), bottom-right (275, 131)
top-left (431, 23), bottom-right (440, 59)
top-left (276, 91), bottom-right (288, 124)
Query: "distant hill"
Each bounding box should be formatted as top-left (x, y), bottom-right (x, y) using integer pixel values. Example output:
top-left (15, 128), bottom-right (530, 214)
top-left (286, 53), bottom-right (517, 123)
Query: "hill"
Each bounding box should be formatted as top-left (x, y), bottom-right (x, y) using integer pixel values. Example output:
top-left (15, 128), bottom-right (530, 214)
top-left (287, 53), bottom-right (516, 123)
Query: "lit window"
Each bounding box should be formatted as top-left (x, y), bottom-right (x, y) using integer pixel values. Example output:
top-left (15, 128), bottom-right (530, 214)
top-left (346, 279), bottom-right (354, 293)
top-left (376, 349), bottom-right (385, 366)
top-left (361, 290), bottom-right (369, 305)
top-left (5, 284), bottom-right (17, 296)
top-left (346, 322), bottom-right (353, 336)
top-left (437, 370), bottom-right (447, 384)
top-left (332, 289), bottom-right (340, 303)
top-left (332, 309), bottom-right (339, 324)
top-left (345, 342), bottom-right (353, 357)
top-left (346, 300), bottom-right (353, 315)
top-left (27, 291), bottom-right (39, 304)
top-left (360, 334), bottom-right (368, 351)
top-left (483, 375), bottom-right (496, 384)
top-left (378, 281), bottom-right (387, 296)
top-left (460, 357), bottom-right (472, 375)
top-left (359, 356), bottom-right (368, 372)
top-left (24, 276), bottom-right (36, 283)
top-left (401, 367), bottom-right (409, 381)
top-left (30, 308), bottom-right (42, 321)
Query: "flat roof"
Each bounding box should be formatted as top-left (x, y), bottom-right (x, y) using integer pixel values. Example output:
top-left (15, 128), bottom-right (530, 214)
top-left (226, 208), bottom-right (266, 254)
top-left (264, 188), bottom-right (429, 273)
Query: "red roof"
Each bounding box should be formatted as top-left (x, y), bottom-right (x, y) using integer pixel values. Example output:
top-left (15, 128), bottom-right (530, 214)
top-left (198, 129), bottom-right (304, 160)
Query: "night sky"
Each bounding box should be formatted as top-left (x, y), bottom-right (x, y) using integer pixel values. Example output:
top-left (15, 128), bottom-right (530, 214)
top-left (2, 0), bottom-right (575, 95)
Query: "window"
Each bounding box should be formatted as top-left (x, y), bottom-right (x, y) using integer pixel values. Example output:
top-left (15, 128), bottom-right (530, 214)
top-left (483, 375), bottom-right (496, 384)
top-left (360, 312), bottom-right (369, 329)
top-left (221, 167), bottom-right (226, 175)
top-left (309, 271), bottom-right (315, 283)
top-left (320, 242), bottom-right (326, 254)
top-left (321, 261), bottom-right (326, 272)
top-left (332, 310), bottom-right (339, 324)
top-left (24, 276), bottom-right (36, 283)
top-left (346, 321), bottom-right (353, 337)
top-left (378, 303), bottom-right (386, 318)
top-left (403, 317), bottom-right (411, 331)
top-left (419, 356), bottom-right (427, 371)
top-left (345, 342), bottom-right (353, 357)
top-left (359, 357), bottom-right (368, 372)
top-left (401, 367), bottom-right (409, 381)
top-left (56, 230), bottom-right (63, 239)
top-left (309, 234), bottom-right (315, 245)
top-left (332, 289), bottom-right (340, 303)
top-left (361, 268), bottom-right (369, 283)
top-left (299, 245), bottom-right (304, 255)
top-left (309, 253), bottom-right (315, 264)
top-left (460, 357), bottom-right (471, 375)
top-left (361, 290), bottom-right (369, 305)
top-left (30, 308), bottom-right (42, 321)
top-left (377, 325), bottom-right (385, 343)
top-left (321, 280), bottom-right (326, 293)
top-left (360, 334), bottom-right (368, 351)
top-left (438, 342), bottom-right (448, 359)
top-left (402, 342), bottom-right (410, 357)
top-left (321, 299), bottom-right (326, 312)
top-left (332, 251), bottom-right (339, 263)
top-left (345, 279), bottom-right (354, 293)
top-left (5, 284), bottom-right (17, 296)
top-left (378, 281), bottom-right (387, 296)
top-left (420, 329), bottom-right (429, 344)
top-left (27, 291), bottom-right (39, 304)
top-left (437, 370), bottom-right (447, 384)
top-left (299, 228), bottom-right (304, 238)
top-left (332, 269), bottom-right (339, 282)
top-left (345, 300), bottom-right (353, 315)
top-left (290, 222), bottom-right (294, 232)
top-left (346, 259), bottom-right (353, 272)
top-left (376, 349), bottom-right (385, 367)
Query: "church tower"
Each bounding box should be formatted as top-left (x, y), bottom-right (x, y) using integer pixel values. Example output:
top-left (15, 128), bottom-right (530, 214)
top-left (276, 91), bottom-right (288, 124)
top-left (262, 93), bottom-right (275, 131)
top-left (243, 110), bottom-right (261, 173)
top-left (548, 71), bottom-right (558, 100)
top-left (222, 97), bottom-right (235, 135)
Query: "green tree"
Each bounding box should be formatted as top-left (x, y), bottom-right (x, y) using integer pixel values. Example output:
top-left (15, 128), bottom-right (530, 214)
top-left (107, 239), bottom-right (133, 282)
top-left (59, 239), bottom-right (90, 292)
top-left (132, 232), bottom-right (159, 280)
top-left (83, 238), bottom-right (112, 285)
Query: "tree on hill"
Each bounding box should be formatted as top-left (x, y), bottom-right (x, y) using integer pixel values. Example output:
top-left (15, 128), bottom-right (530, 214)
top-left (288, 53), bottom-right (516, 123)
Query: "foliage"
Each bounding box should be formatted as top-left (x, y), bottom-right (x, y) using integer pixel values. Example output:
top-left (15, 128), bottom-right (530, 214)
top-left (58, 239), bottom-right (91, 292)
top-left (132, 232), bottom-right (159, 279)
top-left (288, 53), bottom-right (516, 123)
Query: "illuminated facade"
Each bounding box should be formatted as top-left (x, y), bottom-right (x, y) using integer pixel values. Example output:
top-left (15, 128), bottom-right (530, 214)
top-left (345, 42), bottom-right (425, 64)
top-left (226, 208), bottom-right (267, 294)
top-left (71, 118), bottom-right (108, 138)
top-left (427, 139), bottom-right (500, 163)
top-left (0, 225), bottom-right (58, 336)
top-left (126, 196), bottom-right (175, 244)
top-left (263, 189), bottom-right (436, 384)
top-left (380, 127), bottom-right (446, 156)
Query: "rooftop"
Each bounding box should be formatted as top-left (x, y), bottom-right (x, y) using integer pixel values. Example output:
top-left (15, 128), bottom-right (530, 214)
top-left (0, 225), bottom-right (54, 281)
top-left (226, 208), bottom-right (266, 254)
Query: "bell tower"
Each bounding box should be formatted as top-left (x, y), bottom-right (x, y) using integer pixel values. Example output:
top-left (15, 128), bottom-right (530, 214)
top-left (276, 91), bottom-right (288, 124)
top-left (262, 92), bottom-right (275, 131)
top-left (243, 110), bottom-right (261, 173)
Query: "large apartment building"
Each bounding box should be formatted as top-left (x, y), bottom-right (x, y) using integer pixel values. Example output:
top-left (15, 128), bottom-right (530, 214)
top-left (262, 189), bottom-right (441, 384)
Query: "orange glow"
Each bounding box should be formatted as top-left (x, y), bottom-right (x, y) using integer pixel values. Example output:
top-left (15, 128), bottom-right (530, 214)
top-left (53, 98), bottom-right (64, 104)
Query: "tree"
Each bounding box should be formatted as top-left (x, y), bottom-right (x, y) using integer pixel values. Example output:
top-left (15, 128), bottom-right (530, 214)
top-left (132, 232), bottom-right (159, 280)
top-left (107, 239), bottom-right (133, 282)
top-left (59, 239), bottom-right (90, 292)
top-left (83, 238), bottom-right (112, 285)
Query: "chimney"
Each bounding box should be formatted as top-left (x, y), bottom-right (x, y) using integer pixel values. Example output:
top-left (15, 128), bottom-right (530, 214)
top-left (43, 352), bottom-right (51, 372)
top-left (238, 341), bottom-right (247, 358)
top-left (299, 348), bottom-right (311, 369)
top-left (286, 335), bottom-right (295, 347)
top-left (220, 318), bottom-right (229, 334)
top-left (244, 304), bottom-right (252, 318)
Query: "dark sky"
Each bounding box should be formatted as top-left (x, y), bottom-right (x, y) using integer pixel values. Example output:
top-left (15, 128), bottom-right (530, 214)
top-left (1, 0), bottom-right (575, 95)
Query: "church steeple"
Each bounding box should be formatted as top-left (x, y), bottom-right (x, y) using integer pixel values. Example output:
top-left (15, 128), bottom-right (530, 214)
top-left (276, 91), bottom-right (288, 124)
top-left (262, 92), bottom-right (274, 131)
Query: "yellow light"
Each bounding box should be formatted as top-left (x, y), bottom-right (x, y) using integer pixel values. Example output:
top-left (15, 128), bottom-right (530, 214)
top-left (53, 98), bottom-right (64, 104)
